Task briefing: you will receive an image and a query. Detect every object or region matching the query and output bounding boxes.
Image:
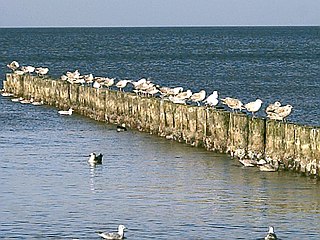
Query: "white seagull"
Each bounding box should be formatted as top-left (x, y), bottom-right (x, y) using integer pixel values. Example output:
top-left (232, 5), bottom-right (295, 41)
top-left (131, 78), bottom-right (147, 89)
top-left (116, 80), bottom-right (132, 92)
top-left (61, 75), bottom-right (68, 81)
top-left (97, 225), bottom-right (126, 240)
top-left (58, 108), bottom-right (74, 115)
top-left (203, 91), bottom-right (219, 108)
top-left (1, 91), bottom-right (14, 97)
top-left (259, 160), bottom-right (279, 172)
top-left (14, 70), bottom-right (25, 75)
top-left (93, 81), bottom-right (101, 89)
top-left (190, 90), bottom-right (206, 106)
top-left (268, 104), bottom-right (293, 121)
top-left (264, 226), bottom-right (277, 240)
top-left (221, 97), bottom-right (244, 112)
top-left (11, 97), bottom-right (24, 102)
top-left (169, 89), bottom-right (192, 104)
top-left (103, 78), bottom-right (115, 89)
top-left (244, 99), bottom-right (263, 117)
top-left (158, 86), bottom-right (171, 97)
top-left (84, 73), bottom-right (94, 83)
top-left (7, 61), bottom-right (19, 71)
top-left (35, 67), bottom-right (49, 76)
top-left (31, 100), bottom-right (44, 106)
top-left (21, 66), bottom-right (35, 74)
top-left (170, 86), bottom-right (184, 96)
top-left (239, 159), bottom-right (257, 167)
top-left (145, 86), bottom-right (159, 96)
top-left (20, 97), bottom-right (34, 104)
top-left (66, 70), bottom-right (81, 80)
top-left (175, 89), bottom-right (192, 100)
top-left (265, 101), bottom-right (281, 115)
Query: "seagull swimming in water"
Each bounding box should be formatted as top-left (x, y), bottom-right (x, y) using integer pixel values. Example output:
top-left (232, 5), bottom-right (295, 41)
top-left (20, 97), bottom-right (34, 104)
top-left (11, 97), bottom-right (24, 102)
top-left (244, 99), bottom-right (263, 117)
top-left (259, 160), bottom-right (279, 172)
top-left (97, 225), bottom-right (126, 240)
top-left (58, 108), bottom-right (74, 115)
top-left (239, 159), bottom-right (257, 167)
top-left (88, 152), bottom-right (103, 165)
top-left (31, 100), bottom-right (44, 106)
top-left (1, 91), bottom-right (14, 97)
top-left (264, 226), bottom-right (277, 240)
top-left (117, 123), bottom-right (127, 132)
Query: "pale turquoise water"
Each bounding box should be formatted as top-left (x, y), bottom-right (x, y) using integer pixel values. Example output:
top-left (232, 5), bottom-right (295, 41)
top-left (1, 27), bottom-right (320, 239)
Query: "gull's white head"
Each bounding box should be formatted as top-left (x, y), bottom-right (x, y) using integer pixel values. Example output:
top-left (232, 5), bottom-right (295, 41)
top-left (212, 91), bottom-right (218, 99)
top-left (274, 101), bottom-right (281, 107)
top-left (268, 226), bottom-right (275, 234)
top-left (118, 225), bottom-right (126, 234)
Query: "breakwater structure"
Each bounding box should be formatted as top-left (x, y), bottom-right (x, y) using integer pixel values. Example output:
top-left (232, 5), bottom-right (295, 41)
top-left (3, 73), bottom-right (320, 177)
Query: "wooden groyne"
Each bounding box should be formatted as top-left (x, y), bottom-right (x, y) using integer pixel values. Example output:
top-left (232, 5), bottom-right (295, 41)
top-left (3, 74), bottom-right (320, 176)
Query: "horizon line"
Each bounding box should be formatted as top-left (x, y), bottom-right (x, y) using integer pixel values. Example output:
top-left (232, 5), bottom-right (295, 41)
top-left (0, 24), bottom-right (319, 29)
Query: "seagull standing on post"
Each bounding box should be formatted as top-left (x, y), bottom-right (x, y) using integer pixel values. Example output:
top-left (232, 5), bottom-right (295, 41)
top-left (221, 97), bottom-right (244, 112)
top-left (190, 90), bottom-right (206, 106)
top-left (203, 90), bottom-right (219, 108)
top-left (116, 80), bottom-right (132, 92)
top-left (7, 61), bottom-right (20, 71)
top-left (244, 99), bottom-right (263, 117)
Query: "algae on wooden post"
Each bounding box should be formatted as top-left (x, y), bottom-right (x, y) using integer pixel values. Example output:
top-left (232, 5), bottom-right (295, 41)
top-left (247, 117), bottom-right (266, 160)
top-left (69, 83), bottom-right (80, 109)
top-left (181, 105), bottom-right (197, 145)
top-left (310, 128), bottom-right (320, 162)
top-left (147, 97), bottom-right (160, 135)
top-left (195, 107), bottom-right (207, 147)
top-left (227, 112), bottom-right (249, 155)
top-left (172, 104), bottom-right (183, 141)
top-left (265, 121), bottom-right (296, 169)
top-left (265, 120), bottom-right (286, 162)
top-left (204, 109), bottom-right (230, 153)
top-left (158, 100), bottom-right (166, 136)
top-left (295, 125), bottom-right (315, 174)
top-left (283, 123), bottom-right (296, 165)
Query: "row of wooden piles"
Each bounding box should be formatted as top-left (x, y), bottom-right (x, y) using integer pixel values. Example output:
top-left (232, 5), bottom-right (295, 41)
top-left (4, 74), bottom-right (320, 176)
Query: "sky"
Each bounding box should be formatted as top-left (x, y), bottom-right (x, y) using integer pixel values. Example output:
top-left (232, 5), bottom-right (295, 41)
top-left (0, 0), bottom-right (319, 27)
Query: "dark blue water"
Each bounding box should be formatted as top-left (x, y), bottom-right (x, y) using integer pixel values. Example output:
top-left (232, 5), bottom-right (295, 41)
top-left (0, 27), bottom-right (319, 125)
top-left (1, 27), bottom-right (320, 239)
